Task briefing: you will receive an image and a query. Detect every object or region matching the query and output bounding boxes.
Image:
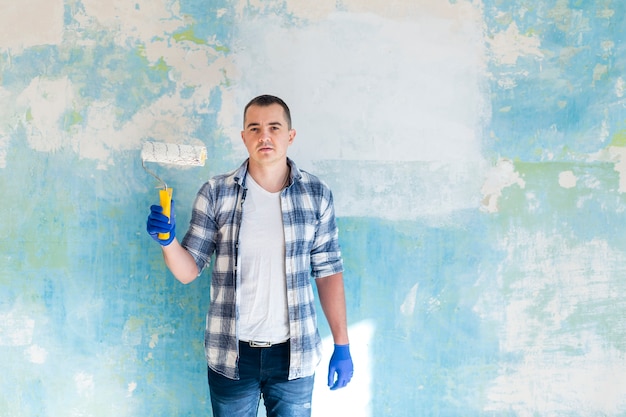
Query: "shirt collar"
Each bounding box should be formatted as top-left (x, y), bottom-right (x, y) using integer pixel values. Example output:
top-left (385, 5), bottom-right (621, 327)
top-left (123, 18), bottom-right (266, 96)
top-left (233, 157), bottom-right (302, 186)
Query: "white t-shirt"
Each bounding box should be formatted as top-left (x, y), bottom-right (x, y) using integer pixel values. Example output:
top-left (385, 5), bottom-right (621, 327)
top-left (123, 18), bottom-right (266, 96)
top-left (237, 175), bottom-right (290, 343)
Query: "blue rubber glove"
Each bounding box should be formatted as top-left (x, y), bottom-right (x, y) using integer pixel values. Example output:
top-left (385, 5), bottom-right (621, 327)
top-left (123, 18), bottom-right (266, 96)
top-left (146, 200), bottom-right (176, 246)
top-left (328, 344), bottom-right (353, 390)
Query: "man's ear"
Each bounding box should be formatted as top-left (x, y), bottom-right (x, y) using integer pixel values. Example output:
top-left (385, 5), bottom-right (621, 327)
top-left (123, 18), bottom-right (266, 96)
top-left (289, 129), bottom-right (296, 144)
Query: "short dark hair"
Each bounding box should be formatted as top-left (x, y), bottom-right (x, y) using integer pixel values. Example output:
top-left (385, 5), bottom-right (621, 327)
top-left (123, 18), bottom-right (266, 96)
top-left (243, 95), bottom-right (292, 129)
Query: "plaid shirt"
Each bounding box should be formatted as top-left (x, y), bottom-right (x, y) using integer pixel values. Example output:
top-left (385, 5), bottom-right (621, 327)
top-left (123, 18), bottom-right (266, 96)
top-left (181, 158), bottom-right (344, 380)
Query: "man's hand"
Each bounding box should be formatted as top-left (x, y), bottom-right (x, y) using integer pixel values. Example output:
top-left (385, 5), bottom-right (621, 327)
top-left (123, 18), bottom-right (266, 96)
top-left (147, 201), bottom-right (176, 246)
top-left (328, 344), bottom-right (353, 390)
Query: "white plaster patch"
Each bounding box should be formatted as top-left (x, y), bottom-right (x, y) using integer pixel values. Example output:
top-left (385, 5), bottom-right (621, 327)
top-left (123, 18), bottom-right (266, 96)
top-left (143, 41), bottom-right (232, 93)
top-left (318, 160), bottom-right (488, 221)
top-left (69, 93), bottom-right (208, 169)
top-left (0, 135), bottom-right (9, 169)
top-left (74, 372), bottom-right (95, 397)
top-left (127, 381), bottom-right (138, 397)
top-left (0, 85), bottom-right (20, 168)
top-left (600, 40), bottom-right (615, 57)
top-left (497, 78), bottom-right (518, 90)
top-left (558, 170), bottom-right (577, 189)
top-left (122, 317), bottom-right (144, 346)
top-left (25, 344), bottom-right (48, 364)
top-left (596, 146), bottom-right (626, 193)
top-left (488, 22), bottom-right (544, 66)
top-left (616, 77), bottom-right (625, 98)
top-left (149, 333), bottom-right (159, 349)
top-left (525, 191), bottom-right (540, 213)
top-left (282, 0), bottom-right (336, 21)
top-left (80, 0), bottom-right (182, 44)
top-left (17, 76), bottom-right (74, 153)
top-left (400, 283), bottom-right (419, 316)
top-left (593, 64), bottom-right (608, 84)
top-left (427, 296), bottom-right (442, 314)
top-left (285, 0), bottom-right (473, 21)
top-left (596, 7), bottom-right (615, 19)
top-left (480, 159), bottom-right (526, 213)
top-left (0, 0), bottom-right (64, 50)
top-left (547, 0), bottom-right (589, 32)
top-left (599, 118), bottom-right (611, 144)
top-left (0, 311), bottom-right (35, 346)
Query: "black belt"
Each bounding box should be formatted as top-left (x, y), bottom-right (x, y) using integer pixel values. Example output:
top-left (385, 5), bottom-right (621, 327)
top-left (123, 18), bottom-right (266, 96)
top-left (240, 340), bottom-right (289, 348)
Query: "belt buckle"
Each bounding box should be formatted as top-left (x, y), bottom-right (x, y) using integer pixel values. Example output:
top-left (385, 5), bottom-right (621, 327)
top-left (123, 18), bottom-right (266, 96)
top-left (248, 340), bottom-right (272, 348)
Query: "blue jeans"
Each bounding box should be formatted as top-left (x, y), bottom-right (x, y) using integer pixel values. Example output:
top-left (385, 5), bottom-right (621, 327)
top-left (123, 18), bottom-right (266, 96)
top-left (208, 340), bottom-right (315, 417)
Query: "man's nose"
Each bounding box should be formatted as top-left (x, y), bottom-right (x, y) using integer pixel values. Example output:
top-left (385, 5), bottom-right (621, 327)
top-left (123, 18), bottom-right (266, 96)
top-left (258, 129), bottom-right (272, 141)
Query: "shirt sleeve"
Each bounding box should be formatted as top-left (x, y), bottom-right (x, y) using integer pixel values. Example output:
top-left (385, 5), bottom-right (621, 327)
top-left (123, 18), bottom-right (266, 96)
top-left (310, 186), bottom-right (344, 279)
top-left (181, 182), bottom-right (218, 274)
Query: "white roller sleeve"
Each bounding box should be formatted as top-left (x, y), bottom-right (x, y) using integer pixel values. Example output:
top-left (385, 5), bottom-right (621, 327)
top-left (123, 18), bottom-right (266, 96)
top-left (141, 141), bottom-right (207, 166)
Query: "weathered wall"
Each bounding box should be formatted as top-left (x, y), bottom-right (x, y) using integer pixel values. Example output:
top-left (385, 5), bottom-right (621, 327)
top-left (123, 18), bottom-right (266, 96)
top-left (1, 1), bottom-right (625, 416)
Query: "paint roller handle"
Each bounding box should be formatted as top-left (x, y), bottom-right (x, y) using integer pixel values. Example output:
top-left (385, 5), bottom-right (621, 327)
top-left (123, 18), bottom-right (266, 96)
top-left (328, 344), bottom-right (353, 390)
top-left (147, 200), bottom-right (176, 246)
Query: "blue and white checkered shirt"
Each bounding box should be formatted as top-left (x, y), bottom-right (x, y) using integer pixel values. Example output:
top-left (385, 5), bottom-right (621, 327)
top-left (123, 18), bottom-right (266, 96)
top-left (181, 158), bottom-right (344, 380)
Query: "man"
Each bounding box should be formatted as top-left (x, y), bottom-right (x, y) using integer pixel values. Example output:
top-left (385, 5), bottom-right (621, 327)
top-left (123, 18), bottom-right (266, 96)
top-left (146, 95), bottom-right (353, 417)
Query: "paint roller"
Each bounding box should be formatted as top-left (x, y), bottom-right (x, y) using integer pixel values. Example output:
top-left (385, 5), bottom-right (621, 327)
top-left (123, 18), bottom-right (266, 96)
top-left (141, 141), bottom-right (207, 240)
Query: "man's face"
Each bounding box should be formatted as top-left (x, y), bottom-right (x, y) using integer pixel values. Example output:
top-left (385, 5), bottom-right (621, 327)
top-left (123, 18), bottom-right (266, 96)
top-left (241, 103), bottom-right (295, 167)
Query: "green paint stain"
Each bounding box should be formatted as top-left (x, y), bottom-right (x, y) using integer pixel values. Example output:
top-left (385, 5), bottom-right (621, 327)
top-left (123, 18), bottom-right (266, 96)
top-left (173, 25), bottom-right (207, 45)
top-left (25, 108), bottom-right (33, 122)
top-left (136, 44), bottom-right (147, 59)
top-left (150, 57), bottom-right (170, 74)
top-left (125, 316), bottom-right (145, 332)
top-left (63, 110), bottom-right (83, 130)
top-left (220, 68), bottom-right (232, 87)
top-left (135, 44), bottom-right (171, 76)
top-left (169, 26), bottom-right (229, 52)
top-left (609, 129), bottom-right (626, 147)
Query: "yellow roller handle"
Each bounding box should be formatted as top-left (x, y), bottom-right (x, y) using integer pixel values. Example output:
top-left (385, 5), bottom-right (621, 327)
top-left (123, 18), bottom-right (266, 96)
top-left (158, 188), bottom-right (173, 241)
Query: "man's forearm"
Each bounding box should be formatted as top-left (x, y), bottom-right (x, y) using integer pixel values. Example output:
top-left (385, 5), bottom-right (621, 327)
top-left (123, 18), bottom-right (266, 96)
top-left (162, 239), bottom-right (199, 284)
top-left (316, 272), bottom-right (350, 345)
